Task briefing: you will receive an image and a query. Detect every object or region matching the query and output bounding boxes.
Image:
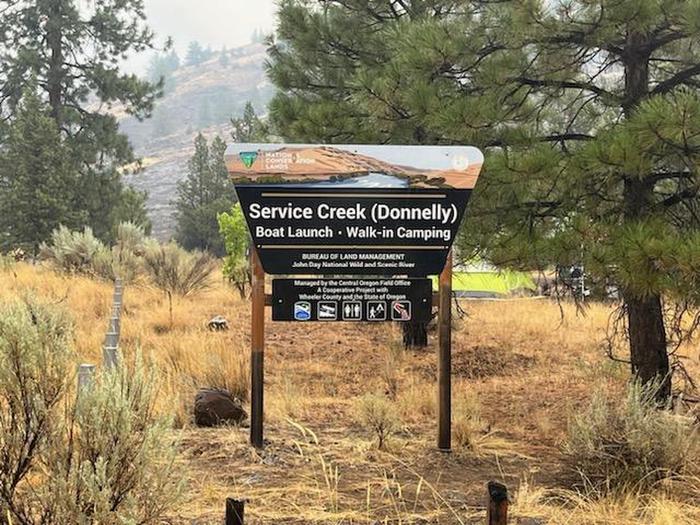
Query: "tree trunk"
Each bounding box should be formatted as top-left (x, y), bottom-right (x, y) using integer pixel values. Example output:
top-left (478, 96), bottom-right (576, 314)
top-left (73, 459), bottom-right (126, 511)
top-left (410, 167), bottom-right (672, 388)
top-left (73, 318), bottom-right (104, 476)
top-left (46, 2), bottom-right (65, 124)
top-left (402, 321), bottom-right (427, 348)
top-left (620, 32), bottom-right (671, 400)
top-left (625, 293), bottom-right (671, 400)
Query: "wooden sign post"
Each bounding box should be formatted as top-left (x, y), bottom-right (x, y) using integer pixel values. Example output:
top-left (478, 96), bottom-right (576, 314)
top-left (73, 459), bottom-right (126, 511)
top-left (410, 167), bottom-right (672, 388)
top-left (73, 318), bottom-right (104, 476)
top-left (438, 250), bottom-right (453, 451)
top-left (228, 144), bottom-right (483, 451)
top-left (250, 248), bottom-right (265, 449)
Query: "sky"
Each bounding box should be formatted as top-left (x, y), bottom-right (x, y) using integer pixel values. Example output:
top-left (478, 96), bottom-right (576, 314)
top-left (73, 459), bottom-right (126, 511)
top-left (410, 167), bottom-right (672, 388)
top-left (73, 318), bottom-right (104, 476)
top-left (125, 0), bottom-right (277, 73)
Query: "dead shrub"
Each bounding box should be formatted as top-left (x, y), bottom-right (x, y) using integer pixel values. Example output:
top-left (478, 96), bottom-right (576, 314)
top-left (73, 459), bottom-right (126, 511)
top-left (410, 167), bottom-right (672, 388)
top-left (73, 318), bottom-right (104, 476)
top-left (355, 394), bottom-right (400, 450)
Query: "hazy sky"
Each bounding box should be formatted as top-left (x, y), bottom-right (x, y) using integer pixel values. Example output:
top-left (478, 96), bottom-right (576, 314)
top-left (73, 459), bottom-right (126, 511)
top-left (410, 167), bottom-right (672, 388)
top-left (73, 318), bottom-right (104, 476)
top-left (126, 0), bottom-right (277, 72)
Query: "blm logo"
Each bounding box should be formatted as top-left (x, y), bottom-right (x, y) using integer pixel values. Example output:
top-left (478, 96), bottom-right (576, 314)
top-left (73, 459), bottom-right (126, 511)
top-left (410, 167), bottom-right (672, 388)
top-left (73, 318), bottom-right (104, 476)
top-left (239, 151), bottom-right (258, 168)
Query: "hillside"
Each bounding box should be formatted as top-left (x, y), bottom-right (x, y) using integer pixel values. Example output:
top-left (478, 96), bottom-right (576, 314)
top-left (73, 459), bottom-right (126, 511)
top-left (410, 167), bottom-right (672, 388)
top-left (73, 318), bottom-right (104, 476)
top-left (119, 43), bottom-right (273, 239)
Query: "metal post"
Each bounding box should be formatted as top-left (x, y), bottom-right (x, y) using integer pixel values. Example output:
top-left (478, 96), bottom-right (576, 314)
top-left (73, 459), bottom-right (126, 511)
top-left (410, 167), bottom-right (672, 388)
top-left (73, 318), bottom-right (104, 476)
top-left (78, 363), bottom-right (96, 392)
top-left (108, 316), bottom-right (121, 334)
top-left (103, 331), bottom-right (119, 369)
top-left (103, 346), bottom-right (119, 369)
top-left (438, 250), bottom-right (453, 451)
top-left (250, 247), bottom-right (265, 448)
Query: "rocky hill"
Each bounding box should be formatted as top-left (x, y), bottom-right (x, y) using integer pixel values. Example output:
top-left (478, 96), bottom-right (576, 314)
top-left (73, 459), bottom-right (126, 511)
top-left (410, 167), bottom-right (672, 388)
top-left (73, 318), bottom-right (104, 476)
top-left (120, 43), bottom-right (273, 239)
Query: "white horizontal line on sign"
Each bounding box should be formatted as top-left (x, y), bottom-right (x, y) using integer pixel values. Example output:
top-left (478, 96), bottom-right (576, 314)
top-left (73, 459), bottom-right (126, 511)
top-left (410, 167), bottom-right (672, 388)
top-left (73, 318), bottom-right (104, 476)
top-left (259, 245), bottom-right (448, 250)
top-left (260, 193), bottom-right (447, 199)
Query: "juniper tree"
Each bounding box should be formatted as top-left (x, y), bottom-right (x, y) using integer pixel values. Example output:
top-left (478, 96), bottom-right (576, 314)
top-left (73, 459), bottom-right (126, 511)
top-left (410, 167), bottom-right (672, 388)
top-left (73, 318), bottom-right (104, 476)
top-left (268, 0), bottom-right (700, 398)
top-left (0, 0), bottom-right (164, 240)
top-left (0, 91), bottom-right (84, 253)
top-left (175, 134), bottom-right (237, 255)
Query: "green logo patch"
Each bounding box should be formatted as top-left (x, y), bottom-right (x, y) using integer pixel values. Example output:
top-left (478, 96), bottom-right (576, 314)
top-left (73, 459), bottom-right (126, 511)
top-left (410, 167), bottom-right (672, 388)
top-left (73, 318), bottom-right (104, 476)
top-left (239, 151), bottom-right (258, 169)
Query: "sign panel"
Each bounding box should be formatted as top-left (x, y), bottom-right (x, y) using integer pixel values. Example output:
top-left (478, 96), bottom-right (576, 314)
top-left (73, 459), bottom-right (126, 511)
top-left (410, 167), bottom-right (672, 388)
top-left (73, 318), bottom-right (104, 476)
top-left (272, 278), bottom-right (432, 322)
top-left (235, 186), bottom-right (469, 276)
top-left (226, 144), bottom-right (483, 276)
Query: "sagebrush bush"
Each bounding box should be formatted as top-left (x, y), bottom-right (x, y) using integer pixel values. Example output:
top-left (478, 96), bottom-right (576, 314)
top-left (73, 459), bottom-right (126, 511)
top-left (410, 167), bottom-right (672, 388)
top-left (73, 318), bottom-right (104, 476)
top-left (564, 381), bottom-right (699, 492)
top-left (143, 242), bottom-right (216, 296)
top-left (0, 253), bottom-right (14, 271)
top-left (44, 361), bottom-right (183, 523)
top-left (355, 394), bottom-right (400, 450)
top-left (0, 297), bottom-right (182, 523)
top-left (93, 222), bottom-right (157, 282)
top-left (39, 225), bottom-right (105, 274)
top-left (40, 223), bottom-right (157, 282)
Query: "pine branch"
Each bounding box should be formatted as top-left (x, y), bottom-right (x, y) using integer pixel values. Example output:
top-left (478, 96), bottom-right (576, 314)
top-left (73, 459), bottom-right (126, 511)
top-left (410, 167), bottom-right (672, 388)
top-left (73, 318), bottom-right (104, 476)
top-left (658, 187), bottom-right (699, 209)
top-left (652, 64), bottom-right (700, 95)
top-left (541, 133), bottom-right (595, 142)
top-left (513, 76), bottom-right (616, 100)
top-left (650, 171), bottom-right (694, 183)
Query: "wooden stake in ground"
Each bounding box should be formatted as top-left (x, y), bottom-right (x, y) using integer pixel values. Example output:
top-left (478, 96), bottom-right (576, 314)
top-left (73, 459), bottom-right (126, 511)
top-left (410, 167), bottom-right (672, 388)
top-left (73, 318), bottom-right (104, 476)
top-left (225, 498), bottom-right (245, 525)
top-left (250, 248), bottom-right (265, 448)
top-left (438, 250), bottom-right (453, 451)
top-left (487, 481), bottom-right (508, 525)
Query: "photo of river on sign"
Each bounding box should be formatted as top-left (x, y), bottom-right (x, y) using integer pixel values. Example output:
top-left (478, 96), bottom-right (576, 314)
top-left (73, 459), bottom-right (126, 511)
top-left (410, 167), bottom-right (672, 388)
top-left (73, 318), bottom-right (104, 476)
top-left (226, 143), bottom-right (483, 449)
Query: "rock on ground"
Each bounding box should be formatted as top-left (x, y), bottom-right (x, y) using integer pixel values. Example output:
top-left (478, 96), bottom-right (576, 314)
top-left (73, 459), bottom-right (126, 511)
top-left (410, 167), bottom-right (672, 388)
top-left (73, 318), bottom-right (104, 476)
top-left (194, 388), bottom-right (246, 427)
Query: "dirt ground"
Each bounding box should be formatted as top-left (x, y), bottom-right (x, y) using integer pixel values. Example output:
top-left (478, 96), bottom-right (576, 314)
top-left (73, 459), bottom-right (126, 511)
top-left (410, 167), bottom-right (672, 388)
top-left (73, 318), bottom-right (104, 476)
top-left (169, 299), bottom-right (649, 524)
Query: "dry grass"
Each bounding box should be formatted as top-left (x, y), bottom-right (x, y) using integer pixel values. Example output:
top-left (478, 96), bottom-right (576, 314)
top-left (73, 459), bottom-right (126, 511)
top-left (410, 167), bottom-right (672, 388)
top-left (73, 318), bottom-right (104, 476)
top-left (2, 262), bottom-right (700, 524)
top-left (0, 263), bottom-right (248, 426)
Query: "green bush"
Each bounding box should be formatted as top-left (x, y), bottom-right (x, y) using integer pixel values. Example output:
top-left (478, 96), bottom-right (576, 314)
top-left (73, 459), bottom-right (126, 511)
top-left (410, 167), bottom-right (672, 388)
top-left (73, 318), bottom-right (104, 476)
top-left (0, 297), bottom-right (182, 523)
top-left (218, 204), bottom-right (250, 298)
top-left (564, 381), bottom-right (699, 492)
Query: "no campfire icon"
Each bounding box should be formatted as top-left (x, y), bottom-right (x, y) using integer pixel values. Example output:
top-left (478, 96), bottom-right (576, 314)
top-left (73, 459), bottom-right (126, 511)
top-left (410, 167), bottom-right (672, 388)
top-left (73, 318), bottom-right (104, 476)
top-left (391, 301), bottom-right (412, 321)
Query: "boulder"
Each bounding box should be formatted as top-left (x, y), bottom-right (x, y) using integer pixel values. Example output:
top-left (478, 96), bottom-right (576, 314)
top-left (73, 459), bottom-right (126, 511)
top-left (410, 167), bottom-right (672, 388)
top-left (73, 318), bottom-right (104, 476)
top-left (207, 315), bottom-right (229, 331)
top-left (194, 388), bottom-right (246, 427)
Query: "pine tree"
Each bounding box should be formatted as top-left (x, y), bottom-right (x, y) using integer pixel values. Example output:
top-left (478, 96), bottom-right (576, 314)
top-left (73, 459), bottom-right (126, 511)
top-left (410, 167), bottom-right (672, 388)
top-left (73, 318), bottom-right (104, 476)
top-left (0, 0), bottom-right (164, 241)
top-left (230, 102), bottom-right (267, 143)
top-left (175, 135), bottom-right (237, 255)
top-left (0, 90), bottom-right (84, 253)
top-left (268, 1), bottom-right (700, 398)
top-left (111, 187), bottom-right (152, 236)
top-left (267, 1), bottom-right (440, 347)
top-left (186, 41), bottom-right (206, 66)
top-left (147, 50), bottom-right (180, 93)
